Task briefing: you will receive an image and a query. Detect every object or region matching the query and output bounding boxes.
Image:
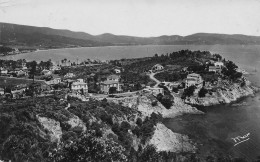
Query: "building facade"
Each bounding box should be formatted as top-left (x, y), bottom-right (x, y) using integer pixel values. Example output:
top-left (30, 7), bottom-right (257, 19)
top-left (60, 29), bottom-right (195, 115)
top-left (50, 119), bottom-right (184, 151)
top-left (214, 61), bottom-right (224, 67)
top-left (185, 73), bottom-right (203, 87)
top-left (107, 75), bottom-right (120, 82)
top-left (152, 64), bottom-right (164, 72)
top-left (71, 79), bottom-right (88, 94)
top-left (209, 66), bottom-right (222, 73)
top-left (100, 80), bottom-right (122, 94)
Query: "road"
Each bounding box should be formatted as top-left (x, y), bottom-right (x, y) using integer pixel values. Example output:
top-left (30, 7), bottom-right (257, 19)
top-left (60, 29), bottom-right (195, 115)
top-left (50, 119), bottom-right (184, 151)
top-left (0, 76), bottom-right (45, 82)
top-left (148, 72), bottom-right (161, 87)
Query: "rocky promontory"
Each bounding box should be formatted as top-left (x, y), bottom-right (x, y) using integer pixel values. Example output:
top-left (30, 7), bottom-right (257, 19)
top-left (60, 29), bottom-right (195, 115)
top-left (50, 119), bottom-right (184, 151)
top-left (185, 81), bottom-right (258, 106)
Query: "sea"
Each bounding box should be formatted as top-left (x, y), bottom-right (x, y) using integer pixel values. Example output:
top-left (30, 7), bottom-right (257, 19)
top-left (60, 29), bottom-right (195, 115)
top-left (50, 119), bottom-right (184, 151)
top-left (1, 44), bottom-right (260, 160)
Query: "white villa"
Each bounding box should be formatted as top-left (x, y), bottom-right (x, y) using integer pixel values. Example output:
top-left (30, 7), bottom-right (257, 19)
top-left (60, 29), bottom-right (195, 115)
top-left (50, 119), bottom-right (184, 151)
top-left (0, 68), bottom-right (8, 75)
top-left (0, 88), bottom-right (4, 95)
top-left (50, 65), bottom-right (61, 71)
top-left (16, 70), bottom-right (28, 76)
top-left (107, 74), bottom-right (120, 82)
top-left (214, 61), bottom-right (224, 67)
top-left (46, 78), bottom-right (61, 85)
top-left (209, 66), bottom-right (222, 73)
top-left (185, 73), bottom-right (203, 87)
top-left (152, 64), bottom-right (164, 72)
top-left (100, 80), bottom-right (122, 94)
top-left (114, 69), bottom-right (121, 74)
top-left (71, 79), bottom-right (88, 94)
top-left (64, 73), bottom-right (76, 78)
top-left (42, 69), bottom-right (52, 75)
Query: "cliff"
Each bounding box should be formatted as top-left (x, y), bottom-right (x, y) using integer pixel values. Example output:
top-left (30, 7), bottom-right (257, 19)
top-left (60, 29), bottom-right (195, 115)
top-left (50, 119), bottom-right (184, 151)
top-left (107, 93), bottom-right (202, 153)
top-left (108, 93), bottom-right (203, 118)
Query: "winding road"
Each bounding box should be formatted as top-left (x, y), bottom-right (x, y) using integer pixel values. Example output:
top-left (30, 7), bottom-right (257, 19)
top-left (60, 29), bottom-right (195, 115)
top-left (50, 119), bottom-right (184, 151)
top-left (148, 72), bottom-right (161, 87)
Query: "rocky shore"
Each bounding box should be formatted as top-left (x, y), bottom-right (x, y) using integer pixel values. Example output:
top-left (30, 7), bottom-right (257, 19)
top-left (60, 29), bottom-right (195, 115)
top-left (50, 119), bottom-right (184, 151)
top-left (185, 82), bottom-right (258, 106)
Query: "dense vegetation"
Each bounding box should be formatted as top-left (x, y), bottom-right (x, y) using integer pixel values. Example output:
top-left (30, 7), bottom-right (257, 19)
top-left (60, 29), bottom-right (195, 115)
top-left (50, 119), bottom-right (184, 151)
top-left (0, 46), bottom-right (14, 55)
top-left (222, 60), bottom-right (242, 81)
top-left (155, 71), bottom-right (187, 82)
top-left (1, 92), bottom-right (249, 162)
top-left (0, 93), bottom-right (170, 162)
top-left (117, 50), bottom-right (212, 73)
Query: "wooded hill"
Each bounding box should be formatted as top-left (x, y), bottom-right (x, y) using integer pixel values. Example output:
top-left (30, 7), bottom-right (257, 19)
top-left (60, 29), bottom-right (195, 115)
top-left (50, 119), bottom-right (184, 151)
top-left (1, 22), bottom-right (260, 49)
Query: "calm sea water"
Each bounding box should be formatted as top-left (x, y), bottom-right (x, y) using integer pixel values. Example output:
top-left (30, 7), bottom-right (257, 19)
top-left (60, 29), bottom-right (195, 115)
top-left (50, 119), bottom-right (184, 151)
top-left (164, 93), bottom-right (260, 160)
top-left (2, 45), bottom-right (260, 160)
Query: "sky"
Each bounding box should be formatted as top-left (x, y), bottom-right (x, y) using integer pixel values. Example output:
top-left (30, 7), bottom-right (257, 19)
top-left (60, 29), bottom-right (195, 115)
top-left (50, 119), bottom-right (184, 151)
top-left (0, 0), bottom-right (260, 37)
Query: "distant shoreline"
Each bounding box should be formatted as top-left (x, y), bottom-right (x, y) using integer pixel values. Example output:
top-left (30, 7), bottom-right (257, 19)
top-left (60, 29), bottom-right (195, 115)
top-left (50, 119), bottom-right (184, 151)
top-left (3, 44), bottom-right (260, 59)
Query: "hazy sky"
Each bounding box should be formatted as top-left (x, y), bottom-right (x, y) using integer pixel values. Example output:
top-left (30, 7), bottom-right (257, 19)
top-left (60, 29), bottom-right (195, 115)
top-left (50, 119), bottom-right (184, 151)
top-left (0, 0), bottom-right (260, 37)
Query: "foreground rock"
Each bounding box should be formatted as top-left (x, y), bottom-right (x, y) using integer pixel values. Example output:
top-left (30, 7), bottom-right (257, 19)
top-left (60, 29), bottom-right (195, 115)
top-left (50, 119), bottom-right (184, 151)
top-left (149, 123), bottom-right (196, 153)
top-left (37, 116), bottom-right (62, 142)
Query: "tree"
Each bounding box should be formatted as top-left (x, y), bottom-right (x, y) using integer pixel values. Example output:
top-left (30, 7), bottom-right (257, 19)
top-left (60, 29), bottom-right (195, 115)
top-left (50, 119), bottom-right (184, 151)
top-left (120, 121), bottom-right (131, 132)
top-left (136, 118), bottom-right (143, 127)
top-left (156, 93), bottom-right (163, 101)
top-left (172, 87), bottom-right (179, 93)
top-left (222, 61), bottom-right (242, 81)
top-left (213, 54), bottom-right (222, 61)
top-left (156, 93), bottom-right (172, 109)
top-left (198, 87), bottom-right (208, 97)
top-left (28, 61), bottom-right (37, 81)
top-left (46, 59), bottom-right (53, 69)
top-left (182, 85), bottom-right (196, 99)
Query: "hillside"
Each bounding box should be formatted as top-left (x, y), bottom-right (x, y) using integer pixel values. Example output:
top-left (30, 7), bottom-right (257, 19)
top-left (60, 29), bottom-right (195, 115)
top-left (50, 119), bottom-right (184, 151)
top-left (0, 91), bottom-right (201, 162)
top-left (1, 22), bottom-right (260, 49)
top-left (0, 23), bottom-right (111, 49)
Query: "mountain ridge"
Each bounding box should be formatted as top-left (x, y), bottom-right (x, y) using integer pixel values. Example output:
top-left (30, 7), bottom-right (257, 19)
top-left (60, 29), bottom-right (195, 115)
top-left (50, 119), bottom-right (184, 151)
top-left (1, 22), bottom-right (260, 49)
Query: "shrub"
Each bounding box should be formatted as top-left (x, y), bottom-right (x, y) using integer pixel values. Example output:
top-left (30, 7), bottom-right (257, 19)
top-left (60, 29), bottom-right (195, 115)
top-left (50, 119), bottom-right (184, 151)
top-left (150, 112), bottom-right (162, 124)
top-left (241, 81), bottom-right (246, 87)
top-left (132, 126), bottom-right (141, 137)
top-left (112, 123), bottom-right (120, 135)
top-left (138, 145), bottom-right (161, 162)
top-left (136, 118), bottom-right (143, 127)
top-left (91, 122), bottom-right (103, 137)
top-left (100, 113), bottom-right (113, 125)
top-left (51, 131), bottom-right (127, 162)
top-left (151, 101), bottom-right (158, 106)
top-left (172, 87), bottom-right (179, 93)
top-left (120, 121), bottom-right (131, 132)
top-left (198, 87), bottom-right (208, 98)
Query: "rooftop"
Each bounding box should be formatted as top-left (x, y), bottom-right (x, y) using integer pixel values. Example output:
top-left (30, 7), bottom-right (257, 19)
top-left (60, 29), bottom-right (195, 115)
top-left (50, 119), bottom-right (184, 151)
top-left (72, 82), bottom-right (87, 85)
top-left (101, 80), bottom-right (120, 85)
top-left (153, 64), bottom-right (163, 67)
top-left (107, 74), bottom-right (120, 79)
top-left (209, 66), bottom-right (221, 69)
top-left (187, 73), bottom-right (201, 77)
